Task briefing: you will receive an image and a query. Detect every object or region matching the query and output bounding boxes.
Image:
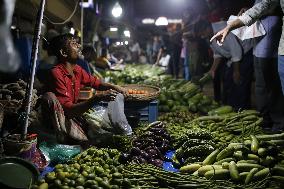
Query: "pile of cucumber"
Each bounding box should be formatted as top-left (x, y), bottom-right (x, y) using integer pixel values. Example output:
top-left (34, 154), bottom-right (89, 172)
top-left (158, 74), bottom-right (220, 114)
top-left (124, 163), bottom-right (269, 189)
top-left (163, 110), bottom-right (263, 151)
top-left (187, 110), bottom-right (264, 148)
top-left (180, 133), bottom-right (284, 188)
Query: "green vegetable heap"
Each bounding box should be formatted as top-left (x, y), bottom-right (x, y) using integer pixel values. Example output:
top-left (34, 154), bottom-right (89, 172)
top-left (34, 148), bottom-right (139, 189)
top-left (181, 133), bottom-right (284, 188)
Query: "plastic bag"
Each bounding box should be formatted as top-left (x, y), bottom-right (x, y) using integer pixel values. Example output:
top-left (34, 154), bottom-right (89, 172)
top-left (84, 106), bottom-right (115, 144)
top-left (0, 0), bottom-right (20, 72)
top-left (108, 93), bottom-right (133, 135)
top-left (85, 94), bottom-right (132, 145)
top-left (83, 106), bottom-right (112, 133)
top-left (39, 142), bottom-right (82, 164)
top-left (85, 94), bottom-right (132, 136)
top-left (228, 15), bottom-right (266, 40)
top-left (84, 106), bottom-right (113, 144)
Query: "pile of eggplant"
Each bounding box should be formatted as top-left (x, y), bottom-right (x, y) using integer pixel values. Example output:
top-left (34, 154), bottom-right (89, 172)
top-left (119, 121), bottom-right (171, 167)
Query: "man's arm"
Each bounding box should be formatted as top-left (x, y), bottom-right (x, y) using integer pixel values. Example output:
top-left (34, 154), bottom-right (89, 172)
top-left (232, 61), bottom-right (241, 85)
top-left (227, 34), bottom-right (243, 85)
top-left (97, 82), bottom-right (126, 94)
top-left (211, 0), bottom-right (279, 45)
top-left (209, 57), bottom-right (222, 79)
top-left (210, 19), bottom-right (245, 45)
top-left (80, 66), bottom-right (126, 94)
top-left (155, 48), bottom-right (163, 65)
top-left (65, 89), bottom-right (118, 118)
top-left (239, 0), bottom-right (279, 26)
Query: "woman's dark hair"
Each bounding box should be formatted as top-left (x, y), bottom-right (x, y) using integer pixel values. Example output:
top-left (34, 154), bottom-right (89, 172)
top-left (48, 34), bottom-right (74, 58)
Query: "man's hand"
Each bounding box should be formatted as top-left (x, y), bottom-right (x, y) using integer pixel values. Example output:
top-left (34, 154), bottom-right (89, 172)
top-left (96, 89), bottom-right (118, 101)
top-left (210, 19), bottom-right (245, 46)
top-left (210, 26), bottom-right (231, 46)
top-left (98, 82), bottom-right (128, 97)
top-left (237, 8), bottom-right (248, 16)
top-left (114, 86), bottom-right (127, 95)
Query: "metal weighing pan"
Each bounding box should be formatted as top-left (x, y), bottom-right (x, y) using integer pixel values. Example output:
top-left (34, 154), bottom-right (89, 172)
top-left (0, 157), bottom-right (39, 189)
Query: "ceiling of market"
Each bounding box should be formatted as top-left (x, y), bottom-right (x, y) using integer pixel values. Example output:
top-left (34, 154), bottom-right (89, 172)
top-left (99, 0), bottom-right (253, 23)
top-left (13, 0), bottom-right (254, 43)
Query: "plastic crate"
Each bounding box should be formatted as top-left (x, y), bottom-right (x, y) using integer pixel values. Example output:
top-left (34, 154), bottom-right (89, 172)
top-left (99, 100), bottom-right (158, 123)
top-left (124, 100), bottom-right (158, 123)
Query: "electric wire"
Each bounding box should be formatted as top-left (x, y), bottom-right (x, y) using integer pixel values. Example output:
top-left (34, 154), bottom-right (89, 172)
top-left (43, 0), bottom-right (80, 25)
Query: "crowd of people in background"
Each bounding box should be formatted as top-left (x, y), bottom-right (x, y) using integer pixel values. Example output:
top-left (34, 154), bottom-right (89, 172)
top-left (139, 0), bottom-right (284, 131)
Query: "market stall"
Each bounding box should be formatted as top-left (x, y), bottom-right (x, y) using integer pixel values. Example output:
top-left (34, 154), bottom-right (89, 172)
top-left (26, 65), bottom-right (283, 189)
top-left (1, 0), bottom-right (284, 189)
top-left (0, 54), bottom-right (283, 188)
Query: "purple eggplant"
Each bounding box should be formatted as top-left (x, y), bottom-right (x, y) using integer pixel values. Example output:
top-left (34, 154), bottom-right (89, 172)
top-left (152, 159), bottom-right (163, 167)
top-left (147, 149), bottom-right (158, 158)
top-left (163, 133), bottom-right (171, 140)
top-left (119, 153), bottom-right (130, 163)
top-left (133, 141), bottom-right (142, 147)
top-left (131, 156), bottom-right (141, 164)
top-left (130, 147), bottom-right (142, 156)
top-left (140, 150), bottom-right (150, 160)
top-left (138, 157), bottom-right (147, 164)
top-left (150, 127), bottom-right (164, 132)
top-left (144, 131), bottom-right (154, 137)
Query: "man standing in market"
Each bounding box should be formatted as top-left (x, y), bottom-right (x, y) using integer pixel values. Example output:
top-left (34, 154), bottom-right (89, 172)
top-left (210, 0), bottom-right (284, 131)
top-left (195, 20), bottom-right (253, 110)
top-left (167, 24), bottom-right (183, 79)
top-left (40, 34), bottom-right (126, 144)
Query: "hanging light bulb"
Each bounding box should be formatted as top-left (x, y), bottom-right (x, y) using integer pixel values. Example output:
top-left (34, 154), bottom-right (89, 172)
top-left (155, 17), bottom-right (168, 26)
top-left (124, 30), bottom-right (130, 38)
top-left (112, 2), bottom-right (123, 18)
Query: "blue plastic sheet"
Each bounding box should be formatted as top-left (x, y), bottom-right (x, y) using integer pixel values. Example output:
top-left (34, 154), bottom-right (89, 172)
top-left (40, 166), bottom-right (54, 179)
top-left (39, 142), bottom-right (81, 165)
top-left (163, 150), bottom-right (179, 172)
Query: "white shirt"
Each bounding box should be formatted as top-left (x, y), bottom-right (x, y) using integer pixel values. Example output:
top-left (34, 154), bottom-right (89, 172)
top-left (130, 43), bottom-right (141, 54)
top-left (159, 54), bottom-right (171, 67)
top-left (238, 0), bottom-right (284, 55)
top-left (139, 56), bottom-right (147, 64)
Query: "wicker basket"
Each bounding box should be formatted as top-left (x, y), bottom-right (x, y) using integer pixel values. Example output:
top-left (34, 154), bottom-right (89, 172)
top-left (0, 100), bottom-right (23, 113)
top-left (0, 96), bottom-right (38, 113)
top-left (122, 84), bottom-right (160, 101)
